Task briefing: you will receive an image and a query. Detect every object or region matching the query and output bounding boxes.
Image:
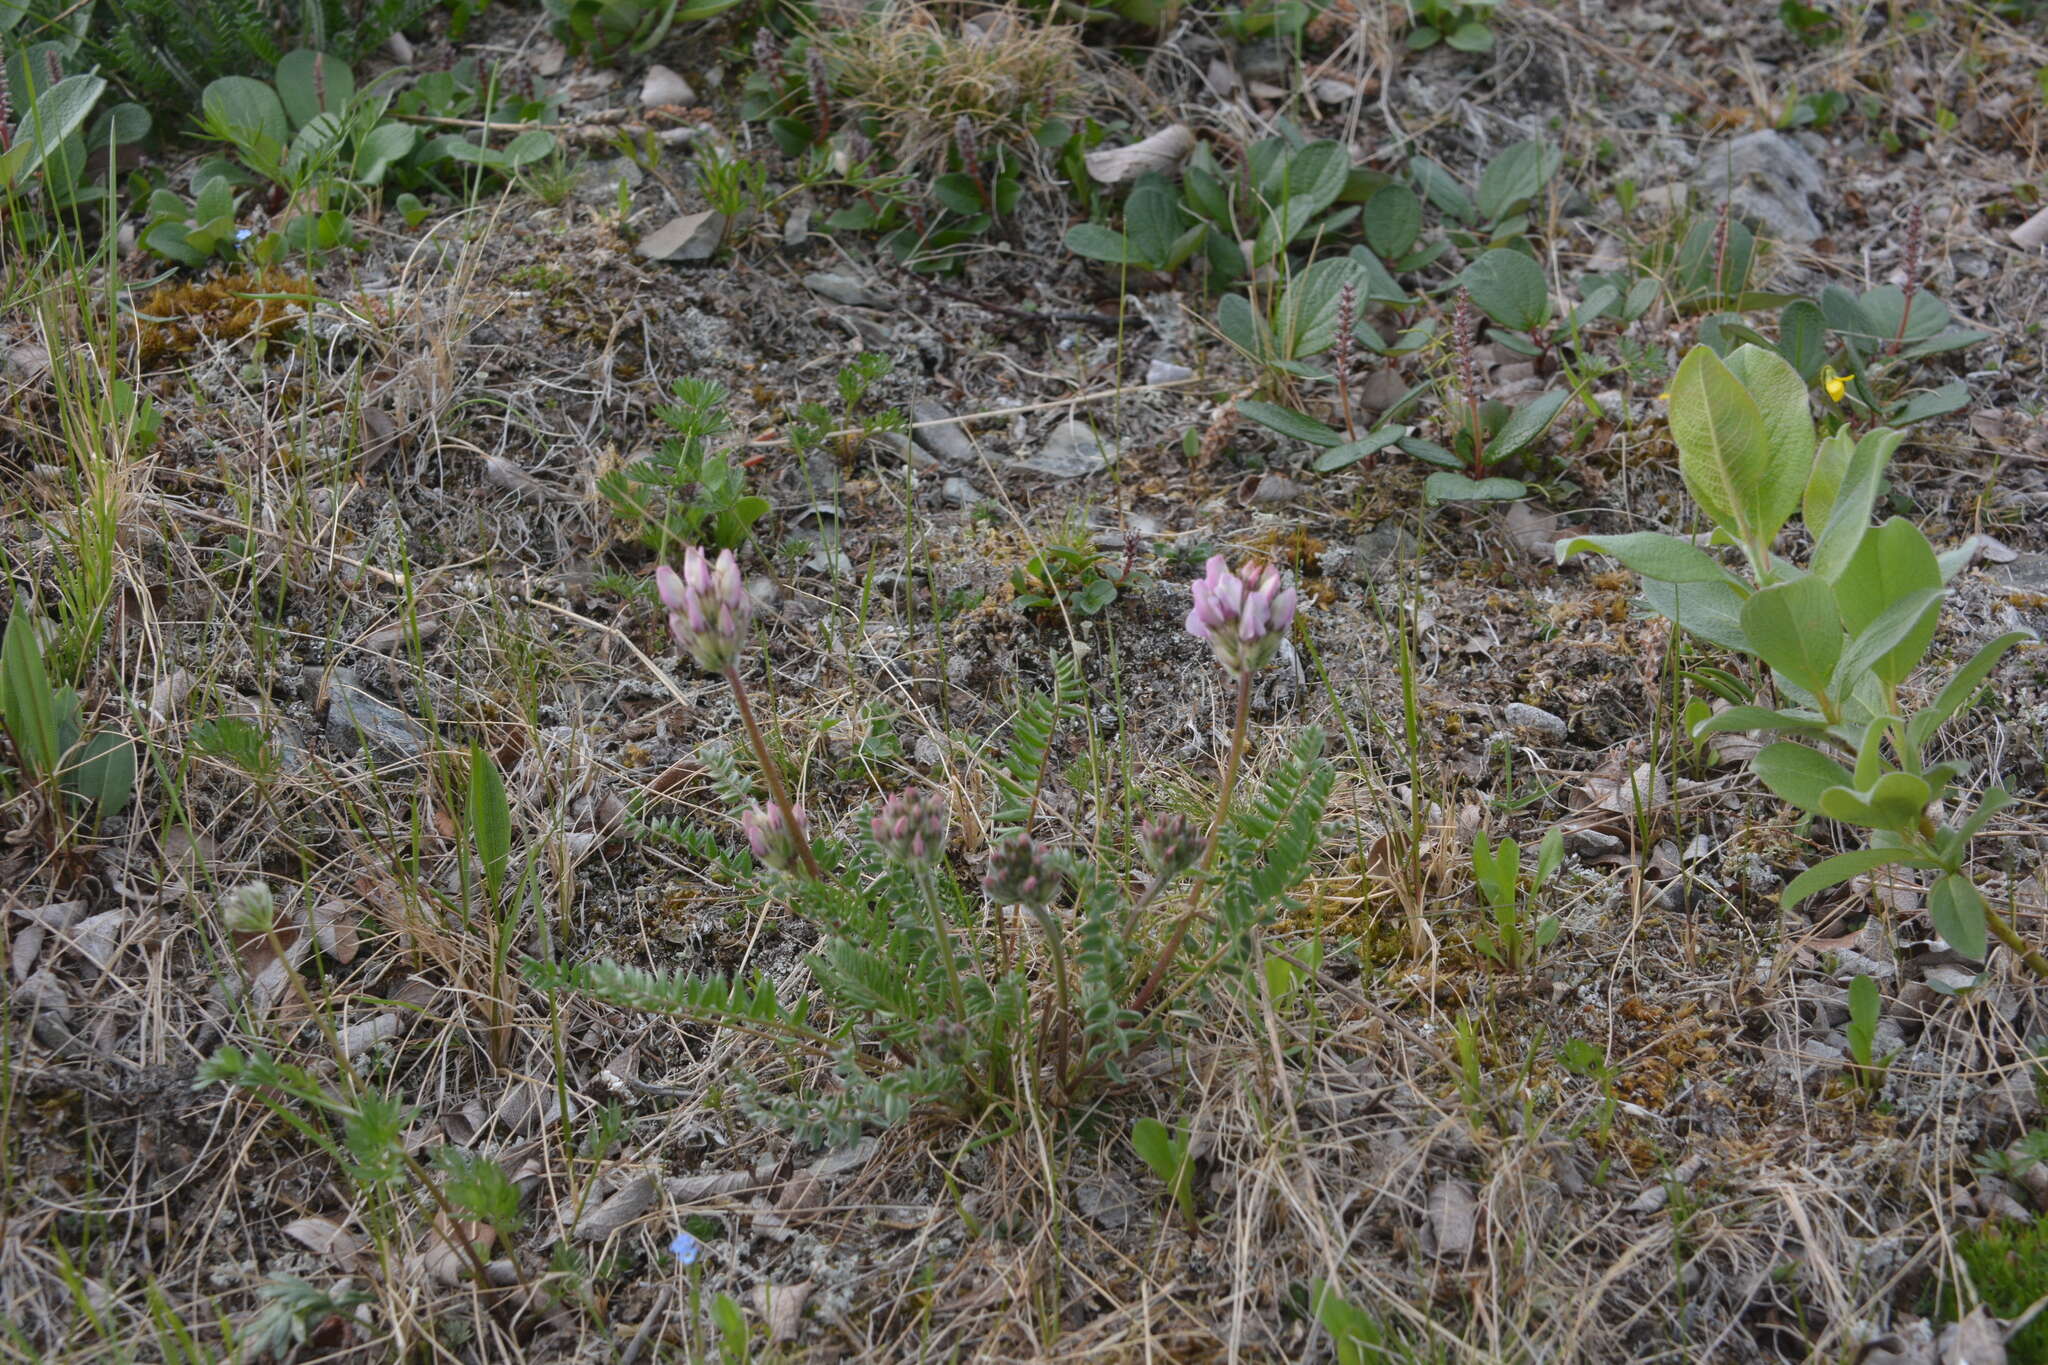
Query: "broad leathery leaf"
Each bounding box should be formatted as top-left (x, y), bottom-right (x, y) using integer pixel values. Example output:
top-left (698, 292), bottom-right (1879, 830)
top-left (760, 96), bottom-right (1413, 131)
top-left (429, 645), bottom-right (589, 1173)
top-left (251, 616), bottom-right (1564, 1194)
top-left (1776, 298), bottom-right (1827, 381)
top-left (1239, 400), bottom-right (1343, 448)
top-left (202, 75), bottom-right (288, 153)
top-left (1739, 576), bottom-right (1843, 699)
top-left (1906, 630), bottom-right (2036, 749)
top-left (1808, 427), bottom-right (1904, 581)
top-left (1476, 139), bottom-right (1560, 224)
top-left (1835, 518), bottom-right (1941, 679)
top-left (1751, 741), bottom-right (1852, 814)
top-left (1689, 705), bottom-right (1828, 739)
top-left (1801, 429), bottom-right (1853, 538)
top-left (1277, 256), bottom-right (1365, 360)
top-left (1124, 173), bottom-right (1183, 268)
top-left (0, 73), bottom-right (105, 187)
top-left (1555, 531), bottom-right (1743, 586)
top-left (1362, 183), bottom-right (1421, 258)
top-left (1640, 576), bottom-right (1751, 654)
top-left (1928, 874), bottom-right (1988, 960)
top-left (1720, 344), bottom-right (1814, 547)
top-left (1312, 426), bottom-right (1406, 472)
top-left (1668, 345), bottom-right (1772, 546)
top-left (1833, 586), bottom-right (1942, 693)
top-left (1459, 248), bottom-right (1551, 332)
top-left (1064, 223), bottom-right (1137, 264)
top-left (1487, 389), bottom-right (1570, 462)
top-left (1818, 771), bottom-right (1932, 832)
top-left (275, 50), bottom-right (354, 129)
top-left (1783, 846), bottom-right (1936, 911)
top-left (1423, 472), bottom-right (1525, 503)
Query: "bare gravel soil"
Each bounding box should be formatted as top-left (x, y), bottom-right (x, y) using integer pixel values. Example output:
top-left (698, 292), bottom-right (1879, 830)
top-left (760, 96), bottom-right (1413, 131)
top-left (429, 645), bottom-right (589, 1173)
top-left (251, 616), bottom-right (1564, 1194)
top-left (4, 1), bottom-right (2048, 1361)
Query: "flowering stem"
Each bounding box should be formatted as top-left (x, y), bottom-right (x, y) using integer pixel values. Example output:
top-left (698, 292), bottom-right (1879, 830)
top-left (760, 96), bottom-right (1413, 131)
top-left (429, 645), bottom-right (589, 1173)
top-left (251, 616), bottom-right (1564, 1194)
top-left (917, 868), bottom-right (970, 1021)
top-left (1129, 668), bottom-right (1252, 1013)
top-left (722, 664), bottom-right (821, 881)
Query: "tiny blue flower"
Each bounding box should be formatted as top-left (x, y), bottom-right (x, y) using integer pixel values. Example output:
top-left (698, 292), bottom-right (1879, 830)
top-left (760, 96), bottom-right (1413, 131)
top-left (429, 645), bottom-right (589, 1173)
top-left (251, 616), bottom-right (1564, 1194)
top-left (669, 1230), bottom-right (702, 1265)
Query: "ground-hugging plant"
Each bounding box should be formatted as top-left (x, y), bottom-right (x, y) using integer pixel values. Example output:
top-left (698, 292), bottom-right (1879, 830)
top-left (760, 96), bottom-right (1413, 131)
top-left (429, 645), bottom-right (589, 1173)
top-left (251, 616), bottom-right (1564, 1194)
top-left (1559, 342), bottom-right (2044, 977)
top-left (526, 548), bottom-right (1330, 1140)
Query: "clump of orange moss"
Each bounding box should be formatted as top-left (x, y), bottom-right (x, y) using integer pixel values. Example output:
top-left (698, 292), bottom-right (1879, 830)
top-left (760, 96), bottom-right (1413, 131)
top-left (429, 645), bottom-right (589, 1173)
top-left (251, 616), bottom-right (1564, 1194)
top-left (133, 269), bottom-right (314, 366)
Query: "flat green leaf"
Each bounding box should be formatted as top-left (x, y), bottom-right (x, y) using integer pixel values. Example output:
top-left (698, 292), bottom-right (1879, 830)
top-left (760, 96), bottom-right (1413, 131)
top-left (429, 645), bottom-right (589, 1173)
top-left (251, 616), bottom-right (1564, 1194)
top-left (469, 744), bottom-right (513, 905)
top-left (1362, 184), bottom-right (1421, 259)
top-left (1889, 381), bottom-right (1969, 427)
top-left (0, 611), bottom-right (60, 777)
top-left (1276, 255), bottom-right (1364, 360)
top-left (1818, 771), bottom-right (1932, 832)
top-left (1459, 249), bottom-right (1550, 332)
top-left (1424, 472), bottom-right (1526, 503)
top-left (1690, 704), bottom-right (1829, 739)
top-left (1124, 174), bottom-right (1183, 268)
top-left (1239, 400), bottom-right (1343, 448)
top-left (1556, 532), bottom-right (1742, 584)
top-left (1311, 425), bottom-right (1406, 471)
top-left (1487, 389), bottom-right (1569, 463)
top-left (67, 729), bottom-right (135, 817)
top-left (1808, 428), bottom-right (1903, 582)
top-left (1907, 631), bottom-right (2035, 749)
top-left (1776, 298), bottom-right (1827, 381)
top-left (1476, 139), bottom-right (1559, 224)
top-left (1783, 846), bottom-right (1935, 911)
top-left (1740, 576), bottom-right (1843, 699)
top-left (0, 73), bottom-right (105, 187)
top-left (1216, 293), bottom-right (1267, 360)
top-left (1667, 344), bottom-right (1772, 547)
top-left (1720, 343), bottom-right (1815, 545)
top-left (1751, 741), bottom-right (1852, 814)
top-left (1446, 20), bottom-right (1495, 50)
top-left (354, 121), bottom-right (417, 185)
top-left (1407, 154), bottom-right (1474, 223)
top-left (1928, 874), bottom-right (1987, 960)
top-left (1641, 577), bottom-right (1751, 653)
top-left (1835, 518), bottom-right (1941, 681)
top-left (1064, 223), bottom-right (1135, 264)
top-left (202, 75), bottom-right (288, 154)
top-left (275, 50), bottom-right (353, 128)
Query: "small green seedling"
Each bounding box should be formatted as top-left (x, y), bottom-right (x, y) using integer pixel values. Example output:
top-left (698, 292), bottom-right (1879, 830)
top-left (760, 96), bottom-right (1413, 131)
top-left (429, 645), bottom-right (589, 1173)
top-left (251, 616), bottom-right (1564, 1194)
top-left (1844, 973), bottom-right (1892, 1094)
top-left (1130, 1116), bottom-right (1197, 1228)
top-left (1469, 826), bottom-right (1564, 972)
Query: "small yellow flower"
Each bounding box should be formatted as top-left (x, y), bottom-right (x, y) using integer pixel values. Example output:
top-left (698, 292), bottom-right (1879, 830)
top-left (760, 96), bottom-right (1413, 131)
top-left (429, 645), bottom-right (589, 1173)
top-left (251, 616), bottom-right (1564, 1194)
top-left (1656, 390), bottom-right (1672, 402)
top-left (1821, 366), bottom-right (1855, 403)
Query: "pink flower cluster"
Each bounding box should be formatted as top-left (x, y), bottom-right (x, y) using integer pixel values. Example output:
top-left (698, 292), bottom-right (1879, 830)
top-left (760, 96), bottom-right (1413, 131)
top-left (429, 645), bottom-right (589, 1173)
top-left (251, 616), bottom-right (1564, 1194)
top-left (656, 547), bottom-right (752, 674)
top-left (873, 788), bottom-right (948, 868)
top-left (1185, 554), bottom-right (1297, 679)
top-left (742, 801), bottom-right (808, 873)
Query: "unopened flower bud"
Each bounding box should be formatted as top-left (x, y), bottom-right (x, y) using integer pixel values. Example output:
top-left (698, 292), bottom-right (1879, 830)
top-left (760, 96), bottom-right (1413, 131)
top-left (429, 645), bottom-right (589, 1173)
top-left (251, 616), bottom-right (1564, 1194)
top-left (656, 546), bottom-right (752, 674)
top-left (741, 801), bottom-right (807, 872)
top-left (981, 833), bottom-right (1061, 908)
top-left (872, 788), bottom-right (947, 867)
top-left (1184, 554), bottom-right (1297, 679)
top-left (1139, 812), bottom-right (1203, 879)
top-left (223, 881), bottom-right (276, 935)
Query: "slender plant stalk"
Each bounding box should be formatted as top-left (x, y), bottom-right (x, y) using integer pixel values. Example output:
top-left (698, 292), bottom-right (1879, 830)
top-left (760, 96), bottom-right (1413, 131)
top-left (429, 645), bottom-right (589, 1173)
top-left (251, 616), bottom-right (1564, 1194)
top-left (1985, 903), bottom-right (2048, 980)
top-left (1130, 668), bottom-right (1253, 1012)
top-left (723, 663), bottom-right (822, 880)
